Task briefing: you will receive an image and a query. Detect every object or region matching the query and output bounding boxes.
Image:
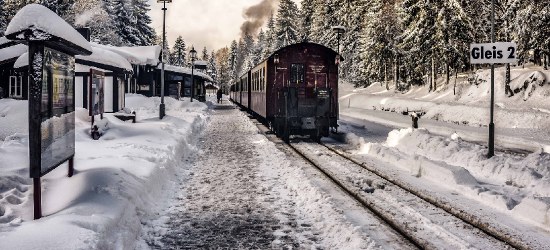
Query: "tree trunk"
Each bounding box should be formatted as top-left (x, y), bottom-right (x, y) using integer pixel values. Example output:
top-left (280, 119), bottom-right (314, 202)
top-left (395, 55), bottom-right (400, 90)
top-left (446, 63), bottom-right (450, 86)
top-left (385, 61), bottom-right (389, 90)
top-left (454, 69), bottom-right (457, 95)
top-left (431, 56), bottom-right (436, 92)
top-left (426, 65), bottom-right (432, 92)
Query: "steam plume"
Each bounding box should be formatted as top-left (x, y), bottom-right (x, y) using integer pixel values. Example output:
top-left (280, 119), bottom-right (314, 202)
top-left (240, 0), bottom-right (278, 37)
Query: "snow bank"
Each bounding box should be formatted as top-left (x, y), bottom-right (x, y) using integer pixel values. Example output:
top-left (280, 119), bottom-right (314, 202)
top-left (342, 65), bottom-right (550, 131)
top-left (0, 94), bottom-right (208, 249)
top-left (350, 128), bottom-right (550, 230)
top-left (5, 4), bottom-right (91, 53)
top-left (0, 99), bottom-right (28, 140)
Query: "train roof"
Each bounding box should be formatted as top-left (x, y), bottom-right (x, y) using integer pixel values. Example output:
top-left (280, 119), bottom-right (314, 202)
top-left (269, 42), bottom-right (343, 61)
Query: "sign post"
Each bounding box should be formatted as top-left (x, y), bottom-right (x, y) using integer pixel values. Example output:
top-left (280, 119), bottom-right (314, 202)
top-left (469, 0), bottom-right (517, 157)
top-left (4, 5), bottom-right (92, 219)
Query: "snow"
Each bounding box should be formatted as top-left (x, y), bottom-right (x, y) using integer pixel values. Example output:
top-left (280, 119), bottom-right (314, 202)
top-left (0, 94), bottom-right (208, 249)
top-left (337, 65), bottom-right (550, 240)
top-left (5, 4), bottom-right (92, 53)
top-left (109, 45), bottom-right (161, 66)
top-left (0, 44), bottom-right (27, 63)
top-left (1, 62), bottom-right (549, 248)
top-left (14, 46), bottom-right (132, 73)
top-left (90, 42), bottom-right (149, 66)
top-left (13, 52), bottom-right (28, 69)
top-left (76, 46), bottom-right (133, 72)
top-left (159, 64), bottom-right (214, 82)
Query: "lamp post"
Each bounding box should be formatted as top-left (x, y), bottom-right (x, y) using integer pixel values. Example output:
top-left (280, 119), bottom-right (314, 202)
top-left (332, 26), bottom-right (345, 132)
top-left (157, 0), bottom-right (171, 119)
top-left (190, 46), bottom-right (197, 102)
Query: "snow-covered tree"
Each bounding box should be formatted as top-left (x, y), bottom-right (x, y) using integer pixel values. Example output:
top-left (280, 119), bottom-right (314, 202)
top-left (253, 29), bottom-right (267, 65)
top-left (264, 13), bottom-right (276, 57)
top-left (275, 0), bottom-right (299, 49)
top-left (108, 0), bottom-right (140, 45)
top-left (40, 0), bottom-right (74, 22)
top-left (400, 0), bottom-right (440, 90)
top-left (201, 46), bottom-right (209, 61)
top-left (229, 40), bottom-right (238, 81)
top-left (130, 0), bottom-right (156, 45)
top-left (73, 0), bottom-right (119, 45)
top-left (299, 0), bottom-right (315, 42)
top-left (435, 0), bottom-right (474, 87)
top-left (171, 36), bottom-right (186, 67)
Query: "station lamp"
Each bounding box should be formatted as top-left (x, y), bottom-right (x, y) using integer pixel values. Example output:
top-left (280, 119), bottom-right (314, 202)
top-left (190, 46), bottom-right (197, 102)
top-left (157, 0), bottom-right (171, 119)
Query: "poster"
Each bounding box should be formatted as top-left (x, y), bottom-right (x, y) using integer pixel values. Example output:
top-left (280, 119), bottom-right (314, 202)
top-left (35, 47), bottom-right (75, 177)
top-left (89, 69), bottom-right (105, 116)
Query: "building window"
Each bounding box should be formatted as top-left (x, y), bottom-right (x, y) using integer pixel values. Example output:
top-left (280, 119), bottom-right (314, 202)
top-left (290, 64), bottom-right (304, 86)
top-left (9, 76), bottom-right (23, 98)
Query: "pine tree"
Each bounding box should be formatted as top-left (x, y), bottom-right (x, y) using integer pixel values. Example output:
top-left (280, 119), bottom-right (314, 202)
top-left (435, 0), bottom-right (474, 87)
top-left (171, 36), bottom-right (186, 67)
top-left (229, 40), bottom-right (239, 81)
top-left (109, 0), bottom-right (140, 46)
top-left (40, 0), bottom-right (74, 22)
top-left (155, 31), bottom-right (171, 64)
top-left (130, 0), bottom-right (156, 46)
top-left (202, 46), bottom-right (209, 61)
top-left (310, 0), bottom-right (339, 48)
top-left (254, 29), bottom-right (267, 65)
top-left (275, 0), bottom-right (299, 49)
top-left (264, 13), bottom-right (276, 57)
top-left (209, 51), bottom-right (217, 82)
top-left (73, 0), bottom-right (119, 45)
top-left (400, 0), bottom-right (440, 90)
top-left (299, 0), bottom-right (315, 42)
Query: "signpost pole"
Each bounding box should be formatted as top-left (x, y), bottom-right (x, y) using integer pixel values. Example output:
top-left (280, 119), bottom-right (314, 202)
top-left (33, 177), bottom-right (41, 219)
top-left (68, 157), bottom-right (74, 177)
top-left (488, 0), bottom-right (495, 157)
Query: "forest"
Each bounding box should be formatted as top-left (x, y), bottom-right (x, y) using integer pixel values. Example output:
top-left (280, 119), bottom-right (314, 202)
top-left (1, 0), bottom-right (549, 91)
top-left (223, 0), bottom-right (550, 92)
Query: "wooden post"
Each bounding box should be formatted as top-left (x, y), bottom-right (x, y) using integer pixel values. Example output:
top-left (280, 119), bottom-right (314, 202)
top-left (68, 157), bottom-right (74, 177)
top-left (33, 177), bottom-right (41, 220)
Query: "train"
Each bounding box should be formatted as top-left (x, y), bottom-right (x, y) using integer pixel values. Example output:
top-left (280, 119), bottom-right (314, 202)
top-left (230, 42), bottom-right (340, 142)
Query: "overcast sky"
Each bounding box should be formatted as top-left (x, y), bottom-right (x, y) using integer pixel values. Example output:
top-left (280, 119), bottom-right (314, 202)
top-left (147, 0), bottom-right (300, 52)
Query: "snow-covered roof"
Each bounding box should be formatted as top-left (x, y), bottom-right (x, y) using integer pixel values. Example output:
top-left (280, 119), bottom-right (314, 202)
top-left (5, 4), bottom-right (92, 55)
top-left (0, 37), bottom-right (10, 47)
top-left (13, 52), bottom-right (28, 68)
top-left (0, 44), bottom-right (27, 63)
top-left (194, 60), bottom-right (207, 66)
top-left (91, 42), bottom-right (143, 65)
top-left (111, 45), bottom-right (161, 66)
top-left (76, 46), bottom-right (133, 72)
top-left (160, 64), bottom-right (213, 82)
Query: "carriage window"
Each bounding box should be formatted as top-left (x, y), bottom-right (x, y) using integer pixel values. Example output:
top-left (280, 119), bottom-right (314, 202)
top-left (290, 64), bottom-right (304, 85)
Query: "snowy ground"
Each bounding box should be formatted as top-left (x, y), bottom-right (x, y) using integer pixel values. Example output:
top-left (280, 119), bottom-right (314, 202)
top-left (0, 64), bottom-right (548, 249)
top-left (337, 65), bottom-right (550, 244)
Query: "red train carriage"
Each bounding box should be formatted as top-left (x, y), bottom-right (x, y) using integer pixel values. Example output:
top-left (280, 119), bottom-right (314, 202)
top-left (244, 42), bottom-right (340, 141)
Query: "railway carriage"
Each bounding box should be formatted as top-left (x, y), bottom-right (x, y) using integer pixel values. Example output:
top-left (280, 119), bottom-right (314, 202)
top-left (231, 42), bottom-right (340, 141)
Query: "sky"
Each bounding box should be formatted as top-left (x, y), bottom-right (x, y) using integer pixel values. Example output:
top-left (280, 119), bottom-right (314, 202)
top-left (147, 0), bottom-right (300, 53)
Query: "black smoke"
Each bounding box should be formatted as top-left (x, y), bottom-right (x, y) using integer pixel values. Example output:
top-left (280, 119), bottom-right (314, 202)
top-left (240, 0), bottom-right (278, 37)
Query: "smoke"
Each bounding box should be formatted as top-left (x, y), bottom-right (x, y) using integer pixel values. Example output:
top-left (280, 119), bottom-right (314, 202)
top-left (240, 0), bottom-right (278, 38)
top-left (74, 5), bottom-right (103, 27)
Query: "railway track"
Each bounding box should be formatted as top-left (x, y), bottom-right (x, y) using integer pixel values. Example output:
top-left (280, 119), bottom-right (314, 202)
top-left (283, 140), bottom-right (518, 249)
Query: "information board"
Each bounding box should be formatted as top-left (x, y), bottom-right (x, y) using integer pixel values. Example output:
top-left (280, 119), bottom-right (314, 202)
top-left (89, 69), bottom-right (105, 116)
top-left (29, 47), bottom-right (76, 178)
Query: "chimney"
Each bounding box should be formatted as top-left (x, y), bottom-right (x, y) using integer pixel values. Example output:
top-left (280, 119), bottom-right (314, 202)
top-left (76, 27), bottom-right (91, 41)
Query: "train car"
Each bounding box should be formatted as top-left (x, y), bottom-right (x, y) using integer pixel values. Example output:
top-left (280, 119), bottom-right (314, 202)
top-left (246, 42), bottom-right (340, 141)
top-left (239, 71), bottom-right (251, 110)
